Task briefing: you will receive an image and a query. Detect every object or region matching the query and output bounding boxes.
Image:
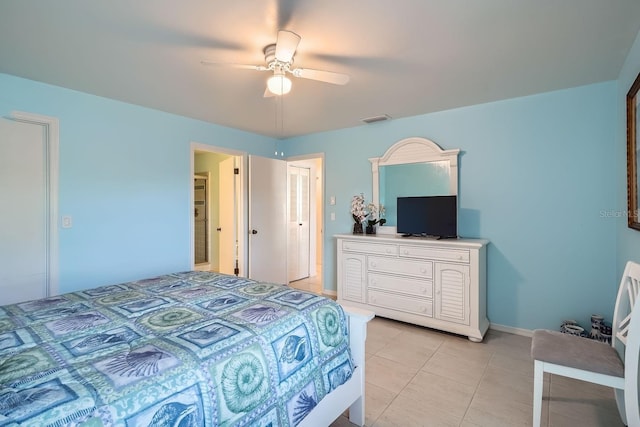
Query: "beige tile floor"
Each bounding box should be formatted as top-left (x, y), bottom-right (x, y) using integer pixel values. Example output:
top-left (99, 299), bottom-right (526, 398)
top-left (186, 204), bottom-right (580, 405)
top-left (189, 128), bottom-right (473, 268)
top-left (290, 273), bottom-right (624, 426)
top-left (327, 317), bottom-right (625, 427)
top-left (289, 267), bottom-right (324, 296)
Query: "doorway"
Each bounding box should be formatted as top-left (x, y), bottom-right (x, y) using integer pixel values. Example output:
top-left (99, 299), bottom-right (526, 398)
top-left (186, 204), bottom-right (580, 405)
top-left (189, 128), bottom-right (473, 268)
top-left (288, 165), bottom-right (310, 282)
top-left (286, 155), bottom-right (324, 294)
top-left (191, 143), bottom-right (244, 276)
top-left (193, 173), bottom-right (209, 267)
top-left (189, 146), bottom-right (323, 290)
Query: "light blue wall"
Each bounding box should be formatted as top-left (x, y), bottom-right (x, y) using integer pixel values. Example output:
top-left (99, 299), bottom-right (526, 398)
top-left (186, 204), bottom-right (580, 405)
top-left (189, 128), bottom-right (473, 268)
top-left (0, 68), bottom-right (624, 331)
top-left (281, 81), bottom-right (618, 331)
top-left (0, 73), bottom-right (276, 294)
top-left (617, 31), bottom-right (640, 279)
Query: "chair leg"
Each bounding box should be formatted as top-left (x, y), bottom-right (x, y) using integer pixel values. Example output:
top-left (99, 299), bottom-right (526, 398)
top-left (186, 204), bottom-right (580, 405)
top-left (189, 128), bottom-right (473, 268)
top-left (533, 360), bottom-right (544, 427)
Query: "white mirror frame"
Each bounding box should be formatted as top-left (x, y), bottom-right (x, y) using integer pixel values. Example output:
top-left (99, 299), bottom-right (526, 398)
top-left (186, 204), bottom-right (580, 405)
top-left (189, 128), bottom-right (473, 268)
top-left (369, 137), bottom-right (460, 234)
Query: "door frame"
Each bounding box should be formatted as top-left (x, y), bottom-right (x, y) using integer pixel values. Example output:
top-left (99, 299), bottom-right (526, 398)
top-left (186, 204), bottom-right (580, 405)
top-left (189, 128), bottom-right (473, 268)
top-left (286, 153), bottom-right (325, 290)
top-left (190, 142), bottom-right (246, 275)
top-left (193, 172), bottom-right (210, 271)
top-left (8, 111), bottom-right (59, 296)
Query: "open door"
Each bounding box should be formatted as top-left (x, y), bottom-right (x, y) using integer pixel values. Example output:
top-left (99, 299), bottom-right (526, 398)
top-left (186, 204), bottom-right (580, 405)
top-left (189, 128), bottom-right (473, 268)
top-left (248, 155), bottom-right (287, 284)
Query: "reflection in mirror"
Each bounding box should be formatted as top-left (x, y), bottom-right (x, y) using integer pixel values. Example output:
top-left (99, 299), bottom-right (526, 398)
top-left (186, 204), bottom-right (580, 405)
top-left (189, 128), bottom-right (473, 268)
top-left (370, 137), bottom-right (460, 234)
top-left (380, 161), bottom-right (451, 226)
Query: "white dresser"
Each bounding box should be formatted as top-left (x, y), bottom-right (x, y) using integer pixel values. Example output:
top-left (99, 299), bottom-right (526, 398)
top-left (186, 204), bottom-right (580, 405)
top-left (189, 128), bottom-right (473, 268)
top-left (336, 234), bottom-right (489, 341)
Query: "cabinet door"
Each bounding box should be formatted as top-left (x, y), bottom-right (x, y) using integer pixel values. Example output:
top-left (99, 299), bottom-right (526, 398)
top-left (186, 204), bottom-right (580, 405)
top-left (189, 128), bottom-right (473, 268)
top-left (434, 263), bottom-right (470, 325)
top-left (340, 253), bottom-right (366, 303)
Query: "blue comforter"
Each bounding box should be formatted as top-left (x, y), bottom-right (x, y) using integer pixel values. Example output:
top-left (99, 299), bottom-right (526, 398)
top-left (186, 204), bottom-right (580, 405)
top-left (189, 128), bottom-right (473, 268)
top-left (0, 272), bottom-right (353, 426)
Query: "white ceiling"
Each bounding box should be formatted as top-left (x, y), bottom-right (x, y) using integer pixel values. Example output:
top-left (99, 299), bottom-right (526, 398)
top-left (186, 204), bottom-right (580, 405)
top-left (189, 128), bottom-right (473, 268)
top-left (1, 0), bottom-right (639, 139)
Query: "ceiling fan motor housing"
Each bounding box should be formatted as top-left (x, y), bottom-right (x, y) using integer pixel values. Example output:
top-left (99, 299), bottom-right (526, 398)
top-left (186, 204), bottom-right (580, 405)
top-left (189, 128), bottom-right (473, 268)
top-left (263, 44), bottom-right (293, 71)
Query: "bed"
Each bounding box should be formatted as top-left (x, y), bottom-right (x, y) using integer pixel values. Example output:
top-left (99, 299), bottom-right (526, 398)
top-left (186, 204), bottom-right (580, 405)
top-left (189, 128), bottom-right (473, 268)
top-left (0, 271), bottom-right (373, 426)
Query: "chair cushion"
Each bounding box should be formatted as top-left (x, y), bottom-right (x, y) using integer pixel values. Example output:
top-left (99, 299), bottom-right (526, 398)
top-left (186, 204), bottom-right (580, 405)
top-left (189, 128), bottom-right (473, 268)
top-left (531, 329), bottom-right (624, 378)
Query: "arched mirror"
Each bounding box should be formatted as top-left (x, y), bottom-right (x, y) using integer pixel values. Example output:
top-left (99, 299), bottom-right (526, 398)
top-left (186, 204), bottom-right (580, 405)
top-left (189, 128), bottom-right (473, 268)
top-left (370, 137), bottom-right (460, 233)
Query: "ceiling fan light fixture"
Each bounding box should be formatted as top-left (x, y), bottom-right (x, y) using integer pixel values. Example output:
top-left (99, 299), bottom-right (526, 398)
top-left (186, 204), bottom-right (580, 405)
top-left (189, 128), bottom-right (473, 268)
top-left (267, 73), bottom-right (292, 95)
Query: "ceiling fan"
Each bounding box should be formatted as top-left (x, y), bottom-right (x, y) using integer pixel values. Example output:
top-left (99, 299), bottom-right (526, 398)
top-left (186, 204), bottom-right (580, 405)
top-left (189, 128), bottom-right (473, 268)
top-left (201, 30), bottom-right (350, 96)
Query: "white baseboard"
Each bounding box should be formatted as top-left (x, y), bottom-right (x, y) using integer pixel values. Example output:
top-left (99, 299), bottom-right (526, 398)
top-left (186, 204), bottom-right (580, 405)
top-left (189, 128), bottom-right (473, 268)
top-left (322, 289), bottom-right (337, 297)
top-left (489, 323), bottom-right (533, 337)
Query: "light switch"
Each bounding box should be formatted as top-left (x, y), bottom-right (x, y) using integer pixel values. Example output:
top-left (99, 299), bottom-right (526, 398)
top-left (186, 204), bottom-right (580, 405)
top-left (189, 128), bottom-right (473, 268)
top-left (330, 196), bottom-right (336, 205)
top-left (62, 216), bottom-right (72, 228)
top-left (330, 212), bottom-right (336, 221)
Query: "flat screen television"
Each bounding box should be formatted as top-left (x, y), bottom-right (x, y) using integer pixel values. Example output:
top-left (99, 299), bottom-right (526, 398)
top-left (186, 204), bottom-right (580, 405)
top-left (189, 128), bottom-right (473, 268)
top-left (396, 195), bottom-right (457, 238)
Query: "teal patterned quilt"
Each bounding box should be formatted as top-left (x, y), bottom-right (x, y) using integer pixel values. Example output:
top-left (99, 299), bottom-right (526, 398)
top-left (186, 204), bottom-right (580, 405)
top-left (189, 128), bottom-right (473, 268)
top-left (0, 271), bottom-right (354, 426)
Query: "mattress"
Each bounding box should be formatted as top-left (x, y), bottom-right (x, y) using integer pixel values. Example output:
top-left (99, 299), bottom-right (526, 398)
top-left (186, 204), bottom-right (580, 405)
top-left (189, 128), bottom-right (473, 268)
top-left (0, 271), bottom-right (354, 426)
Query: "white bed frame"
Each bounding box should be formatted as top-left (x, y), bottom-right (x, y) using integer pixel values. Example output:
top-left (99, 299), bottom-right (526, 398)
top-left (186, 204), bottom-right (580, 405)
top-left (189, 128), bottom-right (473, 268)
top-left (299, 305), bottom-right (375, 427)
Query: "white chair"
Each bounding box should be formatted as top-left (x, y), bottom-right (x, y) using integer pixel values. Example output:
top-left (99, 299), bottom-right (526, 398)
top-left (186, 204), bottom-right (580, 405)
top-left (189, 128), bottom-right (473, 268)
top-left (531, 260), bottom-right (640, 427)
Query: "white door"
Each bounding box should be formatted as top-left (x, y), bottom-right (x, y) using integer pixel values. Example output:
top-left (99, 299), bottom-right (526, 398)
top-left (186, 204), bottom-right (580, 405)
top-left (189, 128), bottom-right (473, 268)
top-left (248, 155), bottom-right (287, 284)
top-left (218, 157), bottom-right (235, 275)
top-left (0, 118), bottom-right (48, 305)
top-left (288, 166), bottom-right (310, 281)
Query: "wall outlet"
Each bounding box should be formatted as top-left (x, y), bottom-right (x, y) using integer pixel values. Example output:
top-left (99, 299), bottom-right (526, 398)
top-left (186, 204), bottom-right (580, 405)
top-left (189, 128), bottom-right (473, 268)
top-left (330, 212), bottom-right (336, 221)
top-left (330, 196), bottom-right (336, 205)
top-left (62, 216), bottom-right (72, 228)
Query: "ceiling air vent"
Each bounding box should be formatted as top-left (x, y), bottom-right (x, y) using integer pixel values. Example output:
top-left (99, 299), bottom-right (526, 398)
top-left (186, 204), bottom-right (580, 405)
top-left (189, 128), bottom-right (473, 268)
top-left (361, 114), bottom-right (391, 124)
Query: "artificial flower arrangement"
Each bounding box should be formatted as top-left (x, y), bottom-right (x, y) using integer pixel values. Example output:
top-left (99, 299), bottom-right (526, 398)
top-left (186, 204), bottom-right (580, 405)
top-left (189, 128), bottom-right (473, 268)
top-left (351, 194), bottom-right (386, 234)
top-left (366, 203), bottom-right (386, 230)
top-left (350, 194), bottom-right (366, 233)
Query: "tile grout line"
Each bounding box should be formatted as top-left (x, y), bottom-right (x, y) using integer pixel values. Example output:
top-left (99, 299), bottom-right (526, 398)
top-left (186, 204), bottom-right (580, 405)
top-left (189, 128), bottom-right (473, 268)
top-left (368, 329), bottom-right (445, 426)
top-left (366, 331), bottom-right (411, 426)
top-left (457, 346), bottom-right (497, 427)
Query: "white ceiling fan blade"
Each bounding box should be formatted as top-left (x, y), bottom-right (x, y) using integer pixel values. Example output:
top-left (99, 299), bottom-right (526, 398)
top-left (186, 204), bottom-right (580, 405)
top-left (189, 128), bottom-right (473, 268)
top-left (275, 30), bottom-right (301, 63)
top-left (201, 60), bottom-right (268, 71)
top-left (291, 68), bottom-right (350, 85)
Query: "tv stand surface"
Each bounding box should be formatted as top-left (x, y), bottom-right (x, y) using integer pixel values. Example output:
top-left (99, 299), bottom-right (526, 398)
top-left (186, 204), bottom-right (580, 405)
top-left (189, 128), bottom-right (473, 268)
top-left (335, 233), bottom-right (489, 342)
top-left (400, 233), bottom-right (458, 240)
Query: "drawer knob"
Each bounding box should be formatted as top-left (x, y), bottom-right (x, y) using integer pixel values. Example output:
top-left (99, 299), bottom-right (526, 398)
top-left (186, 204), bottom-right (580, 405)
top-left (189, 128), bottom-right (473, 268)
top-left (458, 255), bottom-right (463, 260)
top-left (420, 268), bottom-right (426, 273)
top-left (403, 249), bottom-right (409, 255)
top-left (386, 249), bottom-right (392, 253)
top-left (371, 262), bottom-right (377, 268)
top-left (421, 287), bottom-right (427, 293)
top-left (421, 306), bottom-right (427, 313)
top-left (372, 279), bottom-right (377, 285)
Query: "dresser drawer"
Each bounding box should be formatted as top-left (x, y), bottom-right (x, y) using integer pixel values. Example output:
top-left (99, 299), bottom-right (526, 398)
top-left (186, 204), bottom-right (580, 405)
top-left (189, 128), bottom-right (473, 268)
top-left (342, 240), bottom-right (398, 256)
top-left (368, 289), bottom-right (433, 317)
top-left (368, 273), bottom-right (433, 298)
top-left (368, 256), bottom-right (432, 278)
top-left (399, 245), bottom-right (470, 263)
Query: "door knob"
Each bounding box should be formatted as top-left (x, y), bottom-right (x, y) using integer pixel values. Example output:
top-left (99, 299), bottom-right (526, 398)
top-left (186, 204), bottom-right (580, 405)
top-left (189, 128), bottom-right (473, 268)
top-left (251, 229), bottom-right (258, 235)
top-left (217, 227), bottom-right (222, 231)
